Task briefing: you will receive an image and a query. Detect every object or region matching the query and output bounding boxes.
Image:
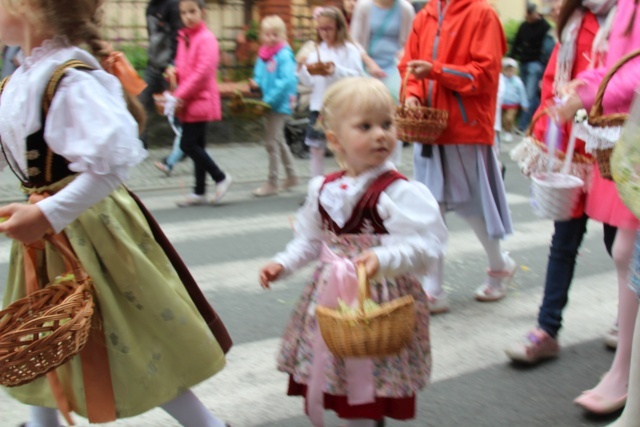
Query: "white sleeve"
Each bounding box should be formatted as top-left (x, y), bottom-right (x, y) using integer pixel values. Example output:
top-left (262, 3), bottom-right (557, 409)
top-left (272, 176), bottom-right (325, 276)
top-left (297, 49), bottom-right (318, 87)
top-left (36, 172), bottom-right (122, 233)
top-left (44, 68), bottom-right (147, 181)
top-left (372, 180), bottom-right (448, 278)
top-left (333, 44), bottom-right (366, 79)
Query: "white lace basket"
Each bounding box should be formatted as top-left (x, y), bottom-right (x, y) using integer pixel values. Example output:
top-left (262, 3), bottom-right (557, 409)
top-left (529, 125), bottom-right (584, 221)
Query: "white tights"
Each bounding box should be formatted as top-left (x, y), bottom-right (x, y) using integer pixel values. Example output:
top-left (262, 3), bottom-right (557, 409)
top-left (586, 227), bottom-right (639, 401)
top-left (26, 390), bottom-right (225, 427)
top-left (422, 209), bottom-right (505, 296)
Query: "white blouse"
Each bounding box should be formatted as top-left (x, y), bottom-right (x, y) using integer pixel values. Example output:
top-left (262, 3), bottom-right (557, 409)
top-left (297, 41), bottom-right (365, 111)
top-left (0, 38), bottom-right (147, 232)
top-left (273, 162), bottom-right (448, 279)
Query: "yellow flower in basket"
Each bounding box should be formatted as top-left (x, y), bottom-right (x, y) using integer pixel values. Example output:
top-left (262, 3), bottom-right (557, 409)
top-left (316, 264), bottom-right (415, 358)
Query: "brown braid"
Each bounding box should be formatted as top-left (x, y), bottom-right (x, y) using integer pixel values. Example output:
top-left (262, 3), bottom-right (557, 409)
top-left (626, 0), bottom-right (639, 36)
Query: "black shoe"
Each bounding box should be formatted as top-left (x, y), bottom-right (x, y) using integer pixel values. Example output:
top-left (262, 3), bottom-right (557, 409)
top-left (376, 420), bottom-right (386, 427)
top-left (501, 164), bottom-right (506, 180)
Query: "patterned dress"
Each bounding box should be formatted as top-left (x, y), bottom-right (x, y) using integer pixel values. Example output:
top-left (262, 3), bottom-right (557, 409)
top-left (278, 170), bottom-right (432, 420)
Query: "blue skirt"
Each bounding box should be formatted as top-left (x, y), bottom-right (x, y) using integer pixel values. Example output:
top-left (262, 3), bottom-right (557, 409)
top-left (413, 143), bottom-right (513, 239)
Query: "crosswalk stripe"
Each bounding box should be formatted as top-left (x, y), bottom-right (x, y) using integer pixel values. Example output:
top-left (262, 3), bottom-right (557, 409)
top-left (5, 270), bottom-right (612, 427)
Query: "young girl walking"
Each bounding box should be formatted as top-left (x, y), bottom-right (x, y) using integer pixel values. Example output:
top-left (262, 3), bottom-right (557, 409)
top-left (249, 15), bottom-right (299, 197)
top-left (297, 6), bottom-right (365, 178)
top-left (170, 0), bottom-right (232, 207)
top-left (0, 1), bottom-right (231, 426)
top-left (552, 0), bottom-right (640, 414)
top-left (399, 0), bottom-right (513, 310)
top-left (259, 77), bottom-right (447, 427)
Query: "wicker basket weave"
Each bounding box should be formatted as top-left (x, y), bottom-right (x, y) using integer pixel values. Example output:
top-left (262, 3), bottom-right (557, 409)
top-left (316, 264), bottom-right (415, 358)
top-left (586, 49), bottom-right (640, 180)
top-left (306, 44), bottom-right (334, 76)
top-left (395, 70), bottom-right (448, 144)
top-left (0, 233), bottom-right (94, 387)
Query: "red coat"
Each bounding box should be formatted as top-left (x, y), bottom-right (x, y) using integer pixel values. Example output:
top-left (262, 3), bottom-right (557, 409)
top-left (174, 21), bottom-right (222, 123)
top-left (531, 11), bottom-right (599, 156)
top-left (398, 0), bottom-right (506, 145)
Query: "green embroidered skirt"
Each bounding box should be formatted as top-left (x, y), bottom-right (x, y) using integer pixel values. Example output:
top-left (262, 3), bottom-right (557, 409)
top-left (2, 185), bottom-right (226, 418)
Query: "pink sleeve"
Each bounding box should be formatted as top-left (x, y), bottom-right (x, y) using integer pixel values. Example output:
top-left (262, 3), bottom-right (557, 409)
top-left (174, 34), bottom-right (219, 101)
top-left (577, 57), bottom-right (640, 114)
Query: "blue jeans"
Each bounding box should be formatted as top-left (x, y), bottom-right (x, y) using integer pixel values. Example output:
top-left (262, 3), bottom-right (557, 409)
top-left (518, 60), bottom-right (544, 130)
top-left (165, 133), bottom-right (184, 169)
top-left (537, 215), bottom-right (617, 337)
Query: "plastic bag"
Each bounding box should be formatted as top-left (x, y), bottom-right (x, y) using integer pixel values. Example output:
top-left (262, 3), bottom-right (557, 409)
top-left (611, 89), bottom-right (640, 219)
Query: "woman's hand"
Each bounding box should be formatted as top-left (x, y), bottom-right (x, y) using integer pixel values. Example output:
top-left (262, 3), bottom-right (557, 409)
top-left (0, 203), bottom-right (52, 245)
top-left (559, 79), bottom-right (585, 98)
top-left (407, 60), bottom-right (433, 80)
top-left (548, 95), bottom-right (584, 124)
top-left (354, 251), bottom-right (380, 279)
top-left (405, 96), bottom-right (422, 108)
top-left (260, 262), bottom-right (285, 289)
top-left (325, 62), bottom-right (335, 75)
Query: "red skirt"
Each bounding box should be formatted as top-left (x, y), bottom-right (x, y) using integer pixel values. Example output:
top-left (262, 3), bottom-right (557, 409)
top-left (287, 376), bottom-right (416, 420)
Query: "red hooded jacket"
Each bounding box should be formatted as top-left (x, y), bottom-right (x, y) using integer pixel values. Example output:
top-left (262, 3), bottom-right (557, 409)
top-left (398, 0), bottom-right (506, 145)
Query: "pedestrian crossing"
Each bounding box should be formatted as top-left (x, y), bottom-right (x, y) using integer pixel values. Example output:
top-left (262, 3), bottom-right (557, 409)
top-left (0, 188), bottom-right (619, 427)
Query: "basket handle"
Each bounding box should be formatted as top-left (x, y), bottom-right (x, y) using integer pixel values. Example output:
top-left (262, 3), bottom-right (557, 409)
top-left (526, 109), bottom-right (548, 137)
top-left (399, 67), bottom-right (427, 108)
top-left (356, 263), bottom-right (371, 313)
top-left (168, 72), bottom-right (177, 92)
top-left (589, 48), bottom-right (640, 127)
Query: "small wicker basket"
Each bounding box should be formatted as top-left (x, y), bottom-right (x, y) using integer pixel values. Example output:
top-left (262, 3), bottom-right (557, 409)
top-left (395, 70), bottom-right (448, 144)
top-left (0, 233), bottom-right (94, 387)
top-left (228, 90), bottom-right (271, 119)
top-left (316, 264), bottom-right (415, 358)
top-left (306, 44), bottom-right (334, 76)
top-left (586, 49), bottom-right (640, 180)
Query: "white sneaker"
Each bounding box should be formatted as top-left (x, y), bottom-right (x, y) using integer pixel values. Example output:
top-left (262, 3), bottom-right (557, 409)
top-left (474, 252), bottom-right (517, 302)
top-left (213, 175), bottom-right (232, 203)
top-left (502, 132), bottom-right (513, 142)
top-left (427, 292), bottom-right (450, 314)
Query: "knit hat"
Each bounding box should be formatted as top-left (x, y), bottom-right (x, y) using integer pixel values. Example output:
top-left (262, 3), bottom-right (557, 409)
top-left (502, 57), bottom-right (518, 69)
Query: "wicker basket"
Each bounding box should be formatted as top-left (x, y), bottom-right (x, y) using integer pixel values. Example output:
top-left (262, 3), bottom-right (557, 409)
top-left (316, 264), bottom-right (415, 358)
top-left (395, 70), bottom-right (448, 144)
top-left (510, 109), bottom-right (594, 181)
top-left (586, 49), bottom-right (640, 180)
top-left (306, 44), bottom-right (334, 76)
top-left (0, 233), bottom-right (94, 387)
top-left (153, 72), bottom-right (182, 116)
top-left (228, 90), bottom-right (271, 119)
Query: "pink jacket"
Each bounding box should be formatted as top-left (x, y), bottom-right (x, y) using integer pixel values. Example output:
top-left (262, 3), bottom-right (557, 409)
top-left (577, 0), bottom-right (640, 114)
top-left (174, 21), bottom-right (221, 123)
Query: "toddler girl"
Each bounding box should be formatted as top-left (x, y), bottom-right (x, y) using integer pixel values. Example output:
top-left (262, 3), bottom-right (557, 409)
top-left (170, 0), bottom-right (232, 207)
top-left (249, 15), bottom-right (299, 197)
top-left (0, 0), bottom-right (231, 426)
top-left (259, 77), bottom-right (447, 427)
top-left (297, 6), bottom-right (365, 178)
top-left (500, 57), bottom-right (529, 142)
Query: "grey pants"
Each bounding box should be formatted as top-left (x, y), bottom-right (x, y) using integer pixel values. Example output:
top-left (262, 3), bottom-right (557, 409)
top-left (264, 112), bottom-right (297, 184)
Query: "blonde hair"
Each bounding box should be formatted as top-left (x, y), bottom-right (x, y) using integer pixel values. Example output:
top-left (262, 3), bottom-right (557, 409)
top-left (320, 77), bottom-right (395, 167)
top-left (320, 77), bottom-right (395, 133)
top-left (261, 15), bottom-right (287, 40)
top-left (1, 0), bottom-right (145, 131)
top-left (315, 6), bottom-right (352, 46)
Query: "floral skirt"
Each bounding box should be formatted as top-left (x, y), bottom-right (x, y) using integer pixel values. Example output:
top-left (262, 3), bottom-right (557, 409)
top-left (277, 232), bottom-right (431, 420)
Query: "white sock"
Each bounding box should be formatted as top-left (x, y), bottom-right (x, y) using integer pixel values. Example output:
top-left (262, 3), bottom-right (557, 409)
top-left (161, 389), bottom-right (226, 427)
top-left (463, 215), bottom-right (505, 272)
top-left (310, 146), bottom-right (325, 177)
top-left (347, 419), bottom-right (376, 427)
top-left (421, 254), bottom-right (444, 296)
top-left (27, 406), bottom-right (60, 427)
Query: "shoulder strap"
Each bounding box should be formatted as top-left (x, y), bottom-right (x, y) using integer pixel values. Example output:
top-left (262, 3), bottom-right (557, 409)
top-left (43, 59), bottom-right (95, 115)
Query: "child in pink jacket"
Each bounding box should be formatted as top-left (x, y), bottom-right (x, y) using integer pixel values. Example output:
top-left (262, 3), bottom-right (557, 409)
top-left (170, 0), bottom-right (232, 207)
top-left (553, 0), bottom-right (640, 415)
